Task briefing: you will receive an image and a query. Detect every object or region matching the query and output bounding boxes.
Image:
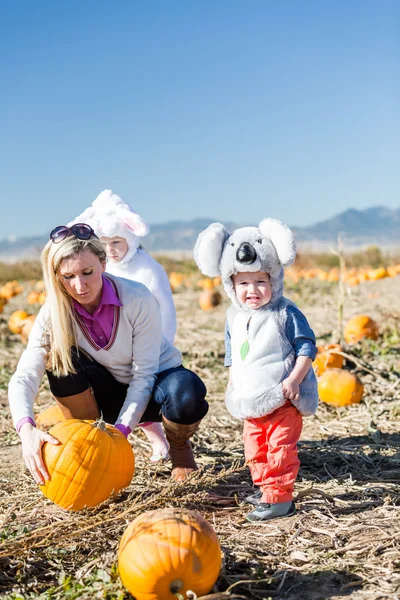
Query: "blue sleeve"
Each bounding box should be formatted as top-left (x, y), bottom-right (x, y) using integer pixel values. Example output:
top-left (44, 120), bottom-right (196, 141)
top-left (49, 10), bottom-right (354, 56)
top-left (224, 319), bottom-right (232, 367)
top-left (285, 305), bottom-right (317, 360)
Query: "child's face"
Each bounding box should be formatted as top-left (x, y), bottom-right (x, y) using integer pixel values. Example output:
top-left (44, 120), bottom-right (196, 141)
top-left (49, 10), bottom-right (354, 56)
top-left (100, 236), bottom-right (129, 263)
top-left (232, 271), bottom-right (272, 309)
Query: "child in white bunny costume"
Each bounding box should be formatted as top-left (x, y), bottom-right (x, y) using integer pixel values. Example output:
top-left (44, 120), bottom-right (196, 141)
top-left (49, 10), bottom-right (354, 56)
top-left (70, 189), bottom-right (177, 462)
top-left (194, 218), bottom-right (319, 521)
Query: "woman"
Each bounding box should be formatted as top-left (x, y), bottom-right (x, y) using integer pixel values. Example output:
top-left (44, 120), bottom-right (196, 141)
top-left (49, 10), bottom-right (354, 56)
top-left (8, 223), bottom-right (208, 486)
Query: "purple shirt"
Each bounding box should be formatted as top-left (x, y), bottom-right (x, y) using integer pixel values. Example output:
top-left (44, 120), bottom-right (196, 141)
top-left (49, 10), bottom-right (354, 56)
top-left (73, 276), bottom-right (123, 348)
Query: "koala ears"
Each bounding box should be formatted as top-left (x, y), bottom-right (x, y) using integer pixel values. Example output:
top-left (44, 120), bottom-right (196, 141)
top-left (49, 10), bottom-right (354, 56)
top-left (258, 218), bottom-right (297, 267)
top-left (194, 222), bottom-right (231, 277)
top-left (115, 206), bottom-right (149, 237)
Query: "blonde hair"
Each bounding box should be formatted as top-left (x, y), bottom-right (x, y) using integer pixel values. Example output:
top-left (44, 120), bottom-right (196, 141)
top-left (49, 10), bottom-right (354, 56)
top-left (41, 235), bottom-right (107, 377)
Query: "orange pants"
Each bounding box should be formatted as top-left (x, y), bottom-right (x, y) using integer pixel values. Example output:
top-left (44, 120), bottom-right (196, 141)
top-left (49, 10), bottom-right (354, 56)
top-left (243, 401), bottom-right (303, 504)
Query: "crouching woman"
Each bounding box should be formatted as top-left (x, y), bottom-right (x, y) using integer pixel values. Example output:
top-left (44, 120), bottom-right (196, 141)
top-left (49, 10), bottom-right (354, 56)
top-left (8, 224), bottom-right (208, 485)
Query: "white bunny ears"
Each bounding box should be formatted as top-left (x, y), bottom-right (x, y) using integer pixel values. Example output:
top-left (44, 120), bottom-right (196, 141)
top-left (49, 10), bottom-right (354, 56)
top-left (90, 190), bottom-right (149, 238)
top-left (70, 188), bottom-right (148, 237)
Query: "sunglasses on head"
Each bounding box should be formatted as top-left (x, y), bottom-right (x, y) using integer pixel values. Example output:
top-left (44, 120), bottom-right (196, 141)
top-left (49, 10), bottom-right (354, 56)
top-left (49, 223), bottom-right (98, 244)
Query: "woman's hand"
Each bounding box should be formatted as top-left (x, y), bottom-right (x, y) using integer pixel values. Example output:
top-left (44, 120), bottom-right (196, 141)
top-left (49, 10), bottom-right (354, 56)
top-left (282, 377), bottom-right (300, 401)
top-left (19, 423), bottom-right (60, 485)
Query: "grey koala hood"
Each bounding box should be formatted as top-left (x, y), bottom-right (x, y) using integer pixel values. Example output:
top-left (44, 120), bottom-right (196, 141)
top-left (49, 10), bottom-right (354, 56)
top-left (193, 218), bottom-right (297, 311)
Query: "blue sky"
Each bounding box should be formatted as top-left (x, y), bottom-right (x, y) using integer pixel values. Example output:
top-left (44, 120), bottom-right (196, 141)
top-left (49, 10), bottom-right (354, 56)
top-left (1, 0), bottom-right (398, 238)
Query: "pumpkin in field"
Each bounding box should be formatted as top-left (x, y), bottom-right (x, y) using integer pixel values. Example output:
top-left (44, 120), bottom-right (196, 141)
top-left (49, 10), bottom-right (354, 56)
top-left (343, 315), bottom-right (379, 345)
top-left (36, 404), bottom-right (66, 428)
top-left (199, 289), bottom-right (222, 310)
top-left (313, 344), bottom-right (344, 376)
top-left (8, 310), bottom-right (30, 334)
top-left (318, 368), bottom-right (364, 407)
top-left (367, 267), bottom-right (388, 280)
top-left (20, 315), bottom-right (37, 343)
top-left (39, 418), bottom-right (135, 511)
top-left (27, 290), bottom-right (40, 304)
top-left (38, 291), bottom-right (47, 305)
top-left (118, 508), bottom-right (221, 600)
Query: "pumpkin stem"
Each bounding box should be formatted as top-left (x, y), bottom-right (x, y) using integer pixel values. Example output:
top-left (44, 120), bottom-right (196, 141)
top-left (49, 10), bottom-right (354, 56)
top-left (93, 413), bottom-right (107, 431)
top-left (171, 579), bottom-right (184, 594)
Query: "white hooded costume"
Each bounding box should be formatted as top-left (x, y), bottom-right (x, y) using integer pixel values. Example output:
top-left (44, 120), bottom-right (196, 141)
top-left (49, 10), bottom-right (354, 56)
top-left (194, 218), bottom-right (319, 420)
top-left (70, 190), bottom-right (177, 344)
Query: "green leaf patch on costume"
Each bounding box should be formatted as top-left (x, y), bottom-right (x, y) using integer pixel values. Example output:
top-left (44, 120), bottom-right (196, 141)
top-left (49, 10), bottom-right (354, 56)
top-left (240, 340), bottom-right (249, 361)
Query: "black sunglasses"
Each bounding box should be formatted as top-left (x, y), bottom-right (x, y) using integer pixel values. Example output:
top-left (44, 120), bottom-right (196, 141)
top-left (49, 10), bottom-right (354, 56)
top-left (49, 223), bottom-right (98, 244)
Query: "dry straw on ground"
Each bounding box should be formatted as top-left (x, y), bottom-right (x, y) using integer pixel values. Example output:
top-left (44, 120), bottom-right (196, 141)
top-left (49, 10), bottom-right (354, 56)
top-left (0, 277), bottom-right (399, 599)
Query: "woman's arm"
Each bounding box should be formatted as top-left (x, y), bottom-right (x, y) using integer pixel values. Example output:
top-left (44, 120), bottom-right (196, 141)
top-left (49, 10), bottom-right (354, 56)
top-left (8, 306), bottom-right (48, 428)
top-left (8, 305), bottom-right (60, 483)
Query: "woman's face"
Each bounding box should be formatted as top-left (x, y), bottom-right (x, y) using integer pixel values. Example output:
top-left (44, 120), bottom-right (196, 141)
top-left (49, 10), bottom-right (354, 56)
top-left (58, 250), bottom-right (106, 311)
top-left (100, 236), bottom-right (129, 263)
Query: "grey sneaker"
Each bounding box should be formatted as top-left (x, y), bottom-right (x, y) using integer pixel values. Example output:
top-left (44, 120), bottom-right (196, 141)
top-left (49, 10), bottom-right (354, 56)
top-left (246, 500), bottom-right (296, 522)
top-left (244, 489), bottom-right (262, 506)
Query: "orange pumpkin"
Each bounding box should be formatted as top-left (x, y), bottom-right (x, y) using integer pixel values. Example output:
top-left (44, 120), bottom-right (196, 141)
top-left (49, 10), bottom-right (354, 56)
top-left (313, 344), bottom-right (344, 376)
top-left (8, 310), bottom-right (30, 334)
top-left (36, 404), bottom-right (66, 428)
top-left (199, 289), bottom-right (222, 310)
top-left (38, 291), bottom-right (47, 305)
top-left (118, 508), bottom-right (221, 600)
top-left (20, 315), bottom-right (37, 343)
top-left (27, 290), bottom-right (40, 304)
top-left (318, 368), bottom-right (364, 407)
top-left (39, 419), bottom-right (135, 511)
top-left (344, 315), bottom-right (379, 344)
top-left (367, 267), bottom-right (388, 280)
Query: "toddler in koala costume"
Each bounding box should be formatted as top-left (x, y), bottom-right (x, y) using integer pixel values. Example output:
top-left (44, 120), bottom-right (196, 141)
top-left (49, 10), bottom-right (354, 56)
top-left (194, 218), bottom-right (319, 522)
top-left (71, 190), bottom-right (177, 462)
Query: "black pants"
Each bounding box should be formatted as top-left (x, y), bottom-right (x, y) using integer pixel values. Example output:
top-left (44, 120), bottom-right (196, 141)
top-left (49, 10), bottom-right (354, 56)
top-left (46, 350), bottom-right (208, 425)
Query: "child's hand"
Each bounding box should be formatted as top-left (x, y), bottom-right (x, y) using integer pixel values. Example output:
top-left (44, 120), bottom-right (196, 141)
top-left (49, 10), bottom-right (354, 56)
top-left (282, 377), bottom-right (300, 401)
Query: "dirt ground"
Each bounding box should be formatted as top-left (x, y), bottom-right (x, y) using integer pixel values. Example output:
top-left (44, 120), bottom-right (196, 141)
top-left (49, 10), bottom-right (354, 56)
top-left (0, 276), bottom-right (399, 599)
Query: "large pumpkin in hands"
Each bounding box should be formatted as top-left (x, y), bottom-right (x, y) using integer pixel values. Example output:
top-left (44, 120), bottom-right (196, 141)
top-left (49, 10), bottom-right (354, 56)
top-left (318, 368), bottom-right (364, 407)
top-left (39, 419), bottom-right (134, 511)
top-left (118, 508), bottom-right (221, 600)
top-left (344, 315), bottom-right (379, 345)
top-left (313, 344), bottom-right (344, 376)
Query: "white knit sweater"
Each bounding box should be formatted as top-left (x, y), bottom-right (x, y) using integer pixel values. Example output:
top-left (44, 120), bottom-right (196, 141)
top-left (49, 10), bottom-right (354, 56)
top-left (8, 275), bottom-right (181, 431)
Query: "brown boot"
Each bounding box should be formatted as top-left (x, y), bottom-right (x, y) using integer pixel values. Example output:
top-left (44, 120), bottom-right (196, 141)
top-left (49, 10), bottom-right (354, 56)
top-left (54, 388), bottom-right (100, 420)
top-left (162, 417), bottom-right (201, 482)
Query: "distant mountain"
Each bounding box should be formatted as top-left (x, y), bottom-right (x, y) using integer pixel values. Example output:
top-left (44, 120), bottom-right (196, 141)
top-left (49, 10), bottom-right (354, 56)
top-left (0, 206), bottom-right (398, 260)
top-left (293, 206), bottom-right (400, 244)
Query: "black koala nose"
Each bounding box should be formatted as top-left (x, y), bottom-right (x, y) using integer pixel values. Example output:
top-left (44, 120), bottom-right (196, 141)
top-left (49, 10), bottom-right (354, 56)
top-left (236, 242), bottom-right (257, 264)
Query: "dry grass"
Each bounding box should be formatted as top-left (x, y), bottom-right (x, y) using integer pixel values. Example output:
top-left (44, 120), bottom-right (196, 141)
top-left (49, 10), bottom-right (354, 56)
top-left (0, 277), bottom-right (399, 599)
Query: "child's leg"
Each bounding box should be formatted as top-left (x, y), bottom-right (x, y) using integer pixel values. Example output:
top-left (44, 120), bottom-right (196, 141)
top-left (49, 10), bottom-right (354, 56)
top-left (260, 401), bottom-right (303, 504)
top-left (140, 422), bottom-right (170, 462)
top-left (243, 417), bottom-right (268, 490)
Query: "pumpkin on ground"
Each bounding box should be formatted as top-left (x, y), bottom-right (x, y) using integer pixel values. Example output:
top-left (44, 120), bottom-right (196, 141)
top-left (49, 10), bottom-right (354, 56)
top-left (118, 508), bottom-right (221, 600)
top-left (343, 315), bottom-right (379, 345)
top-left (20, 315), bottom-right (37, 343)
top-left (313, 344), bottom-right (344, 376)
top-left (318, 368), bottom-right (364, 407)
top-left (39, 418), bottom-right (134, 511)
top-left (199, 288), bottom-right (222, 310)
top-left (27, 290), bottom-right (40, 304)
top-left (36, 403), bottom-right (66, 428)
top-left (8, 310), bottom-right (30, 334)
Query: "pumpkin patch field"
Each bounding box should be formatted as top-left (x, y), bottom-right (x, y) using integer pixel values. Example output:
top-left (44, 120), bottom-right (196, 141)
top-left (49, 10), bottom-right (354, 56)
top-left (0, 260), bottom-right (399, 600)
